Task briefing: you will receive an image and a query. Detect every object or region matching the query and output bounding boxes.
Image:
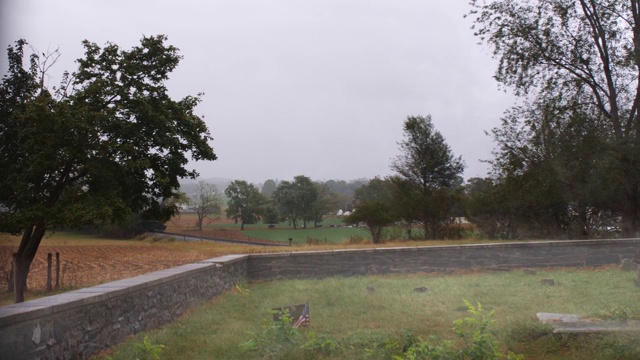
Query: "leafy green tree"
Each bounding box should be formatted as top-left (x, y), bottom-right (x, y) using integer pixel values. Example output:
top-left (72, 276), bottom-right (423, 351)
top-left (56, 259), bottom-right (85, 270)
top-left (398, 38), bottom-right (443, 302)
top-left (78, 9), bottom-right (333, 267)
top-left (0, 36), bottom-right (216, 302)
top-left (488, 98), bottom-right (616, 239)
top-left (310, 182), bottom-right (338, 227)
top-left (188, 181), bottom-right (222, 231)
top-left (344, 201), bottom-right (395, 244)
top-left (469, 0), bottom-right (640, 237)
top-left (263, 204), bottom-right (281, 227)
top-left (465, 177), bottom-right (516, 239)
top-left (391, 115), bottom-right (465, 239)
top-left (272, 175), bottom-right (318, 229)
top-left (352, 177), bottom-right (394, 204)
top-left (273, 180), bottom-right (299, 229)
top-left (224, 180), bottom-right (267, 230)
top-left (296, 176), bottom-right (319, 228)
top-left (345, 177), bottom-right (397, 243)
top-left (261, 179), bottom-right (278, 198)
top-left (387, 176), bottom-right (423, 240)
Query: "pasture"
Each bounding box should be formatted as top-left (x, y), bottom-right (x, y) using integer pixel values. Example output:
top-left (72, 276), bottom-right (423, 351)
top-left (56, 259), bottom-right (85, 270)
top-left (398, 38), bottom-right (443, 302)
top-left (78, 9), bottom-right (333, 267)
top-left (166, 212), bottom-right (433, 244)
top-left (95, 267), bottom-right (640, 360)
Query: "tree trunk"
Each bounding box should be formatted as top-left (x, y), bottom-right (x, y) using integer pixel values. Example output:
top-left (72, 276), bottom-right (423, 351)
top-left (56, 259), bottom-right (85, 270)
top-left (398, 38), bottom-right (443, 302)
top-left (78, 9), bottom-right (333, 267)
top-left (197, 213), bottom-right (203, 231)
top-left (14, 223), bottom-right (47, 303)
top-left (423, 219), bottom-right (438, 240)
top-left (13, 253), bottom-right (25, 303)
top-left (370, 225), bottom-right (381, 244)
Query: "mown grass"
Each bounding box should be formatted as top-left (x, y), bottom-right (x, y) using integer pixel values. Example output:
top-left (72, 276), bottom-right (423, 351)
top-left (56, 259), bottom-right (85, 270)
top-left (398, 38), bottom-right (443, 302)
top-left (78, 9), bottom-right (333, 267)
top-left (95, 267), bottom-right (640, 360)
top-left (171, 213), bottom-right (372, 244)
top-left (175, 213), bottom-right (474, 245)
top-left (242, 227), bottom-right (370, 244)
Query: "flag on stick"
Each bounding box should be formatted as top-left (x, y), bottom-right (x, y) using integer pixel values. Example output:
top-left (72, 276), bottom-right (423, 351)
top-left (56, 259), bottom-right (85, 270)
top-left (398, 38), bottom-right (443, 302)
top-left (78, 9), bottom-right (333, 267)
top-left (293, 303), bottom-right (310, 328)
top-left (272, 303), bottom-right (310, 328)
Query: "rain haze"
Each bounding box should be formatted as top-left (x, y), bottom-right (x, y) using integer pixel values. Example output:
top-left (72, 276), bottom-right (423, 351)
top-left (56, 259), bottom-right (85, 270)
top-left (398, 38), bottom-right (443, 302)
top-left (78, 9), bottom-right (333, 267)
top-left (2, 0), bottom-right (514, 184)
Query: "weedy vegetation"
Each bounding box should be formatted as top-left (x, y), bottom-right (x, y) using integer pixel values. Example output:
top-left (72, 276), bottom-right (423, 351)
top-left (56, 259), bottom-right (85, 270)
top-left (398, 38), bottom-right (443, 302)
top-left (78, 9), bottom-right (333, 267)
top-left (95, 267), bottom-right (640, 360)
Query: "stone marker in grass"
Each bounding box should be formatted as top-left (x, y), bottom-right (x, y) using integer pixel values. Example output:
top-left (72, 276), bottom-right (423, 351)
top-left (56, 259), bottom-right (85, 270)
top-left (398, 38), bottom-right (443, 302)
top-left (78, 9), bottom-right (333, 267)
top-left (537, 312), bottom-right (640, 333)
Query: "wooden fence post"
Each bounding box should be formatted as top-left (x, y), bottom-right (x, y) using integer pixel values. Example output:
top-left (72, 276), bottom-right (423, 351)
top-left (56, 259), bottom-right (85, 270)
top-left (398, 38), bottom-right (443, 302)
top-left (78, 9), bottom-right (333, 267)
top-left (46, 253), bottom-right (52, 291)
top-left (8, 256), bottom-right (14, 292)
top-left (55, 252), bottom-right (60, 290)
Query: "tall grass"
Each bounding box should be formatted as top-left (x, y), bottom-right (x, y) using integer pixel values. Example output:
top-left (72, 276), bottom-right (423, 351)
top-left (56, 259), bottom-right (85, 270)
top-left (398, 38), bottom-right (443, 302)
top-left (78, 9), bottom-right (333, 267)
top-left (97, 267), bottom-right (640, 360)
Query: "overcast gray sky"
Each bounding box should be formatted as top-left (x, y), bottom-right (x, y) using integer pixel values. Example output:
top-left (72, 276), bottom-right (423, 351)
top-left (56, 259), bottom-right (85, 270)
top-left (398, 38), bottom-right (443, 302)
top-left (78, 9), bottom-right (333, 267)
top-left (2, 0), bottom-right (514, 184)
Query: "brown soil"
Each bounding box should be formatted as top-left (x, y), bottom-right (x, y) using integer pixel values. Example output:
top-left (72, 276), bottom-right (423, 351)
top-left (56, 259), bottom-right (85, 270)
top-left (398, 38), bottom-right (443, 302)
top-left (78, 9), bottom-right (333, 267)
top-left (0, 244), bottom-right (223, 293)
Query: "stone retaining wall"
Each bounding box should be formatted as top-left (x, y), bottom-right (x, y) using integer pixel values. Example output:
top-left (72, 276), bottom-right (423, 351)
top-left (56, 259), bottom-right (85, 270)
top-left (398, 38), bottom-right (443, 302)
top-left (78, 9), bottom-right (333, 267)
top-left (1, 239), bottom-right (639, 359)
top-left (0, 255), bottom-right (247, 360)
top-left (247, 239), bottom-right (640, 280)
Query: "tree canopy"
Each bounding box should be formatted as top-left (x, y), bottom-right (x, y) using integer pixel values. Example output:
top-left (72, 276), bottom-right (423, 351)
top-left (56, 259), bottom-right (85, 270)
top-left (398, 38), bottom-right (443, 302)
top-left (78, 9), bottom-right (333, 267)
top-left (344, 201), bottom-right (395, 244)
top-left (225, 180), bottom-right (267, 230)
top-left (391, 115), bottom-right (465, 239)
top-left (468, 0), bottom-right (640, 237)
top-left (345, 177), bottom-right (397, 243)
top-left (272, 175), bottom-right (318, 229)
top-left (188, 181), bottom-right (222, 231)
top-left (0, 36), bottom-right (216, 302)
top-left (261, 179), bottom-right (278, 198)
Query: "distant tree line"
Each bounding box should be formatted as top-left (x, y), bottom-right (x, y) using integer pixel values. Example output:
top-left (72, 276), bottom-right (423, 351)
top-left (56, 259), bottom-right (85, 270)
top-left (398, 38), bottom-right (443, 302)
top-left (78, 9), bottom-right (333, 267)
top-left (215, 176), bottom-right (346, 231)
top-left (199, 115), bottom-right (467, 244)
top-left (177, 177), bottom-right (368, 232)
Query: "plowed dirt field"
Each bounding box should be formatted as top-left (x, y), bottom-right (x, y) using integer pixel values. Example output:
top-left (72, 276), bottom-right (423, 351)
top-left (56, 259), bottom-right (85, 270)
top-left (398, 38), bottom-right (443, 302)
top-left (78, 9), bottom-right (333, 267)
top-left (0, 243), bottom-right (225, 292)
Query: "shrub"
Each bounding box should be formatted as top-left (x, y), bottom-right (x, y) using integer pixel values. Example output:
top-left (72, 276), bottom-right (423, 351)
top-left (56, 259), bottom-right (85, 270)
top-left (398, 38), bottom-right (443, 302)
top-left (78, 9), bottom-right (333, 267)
top-left (395, 301), bottom-right (523, 360)
top-left (241, 301), bottom-right (523, 360)
top-left (133, 336), bottom-right (165, 360)
top-left (240, 308), bottom-right (301, 357)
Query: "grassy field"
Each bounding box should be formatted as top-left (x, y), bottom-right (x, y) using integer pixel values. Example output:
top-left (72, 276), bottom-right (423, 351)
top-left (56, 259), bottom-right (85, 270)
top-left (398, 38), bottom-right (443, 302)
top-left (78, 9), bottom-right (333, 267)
top-left (167, 213), bottom-right (450, 244)
top-left (241, 227), bottom-right (371, 244)
top-left (168, 213), bottom-right (369, 241)
top-left (96, 267), bottom-right (640, 360)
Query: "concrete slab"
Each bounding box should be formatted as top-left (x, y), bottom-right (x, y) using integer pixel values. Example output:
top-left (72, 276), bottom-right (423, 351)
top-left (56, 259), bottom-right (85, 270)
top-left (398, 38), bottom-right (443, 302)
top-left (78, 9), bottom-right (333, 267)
top-left (537, 312), bottom-right (640, 333)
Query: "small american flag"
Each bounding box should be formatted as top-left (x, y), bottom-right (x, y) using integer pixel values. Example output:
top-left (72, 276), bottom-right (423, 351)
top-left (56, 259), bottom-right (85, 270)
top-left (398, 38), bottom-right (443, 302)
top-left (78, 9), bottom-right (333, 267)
top-left (292, 303), bottom-right (310, 328)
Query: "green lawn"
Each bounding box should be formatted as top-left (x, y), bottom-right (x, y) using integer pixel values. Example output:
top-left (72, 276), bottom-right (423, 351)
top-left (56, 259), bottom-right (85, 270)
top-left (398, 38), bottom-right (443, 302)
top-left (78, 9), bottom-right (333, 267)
top-left (97, 267), bottom-right (640, 360)
top-left (200, 216), bottom-right (371, 244)
top-left (242, 227), bottom-right (370, 244)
